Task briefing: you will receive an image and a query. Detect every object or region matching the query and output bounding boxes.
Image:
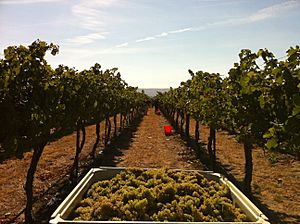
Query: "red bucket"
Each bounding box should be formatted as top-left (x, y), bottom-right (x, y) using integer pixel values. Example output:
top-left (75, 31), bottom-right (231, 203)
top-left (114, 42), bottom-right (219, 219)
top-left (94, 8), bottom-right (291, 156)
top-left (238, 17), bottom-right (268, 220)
top-left (164, 125), bottom-right (172, 136)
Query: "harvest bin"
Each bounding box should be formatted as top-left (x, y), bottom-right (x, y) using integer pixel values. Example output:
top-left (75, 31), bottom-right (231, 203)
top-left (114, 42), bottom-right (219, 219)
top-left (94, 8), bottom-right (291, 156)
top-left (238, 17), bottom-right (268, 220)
top-left (50, 167), bottom-right (270, 224)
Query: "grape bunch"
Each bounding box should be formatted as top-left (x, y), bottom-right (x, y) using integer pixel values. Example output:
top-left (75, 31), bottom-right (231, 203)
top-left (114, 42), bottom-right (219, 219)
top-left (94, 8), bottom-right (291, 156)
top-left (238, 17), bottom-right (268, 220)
top-left (74, 168), bottom-right (247, 222)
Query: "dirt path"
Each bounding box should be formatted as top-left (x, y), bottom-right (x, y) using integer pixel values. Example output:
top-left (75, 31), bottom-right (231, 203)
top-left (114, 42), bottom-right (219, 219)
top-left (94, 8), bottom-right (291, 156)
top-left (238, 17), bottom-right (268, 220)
top-left (100, 108), bottom-right (204, 170)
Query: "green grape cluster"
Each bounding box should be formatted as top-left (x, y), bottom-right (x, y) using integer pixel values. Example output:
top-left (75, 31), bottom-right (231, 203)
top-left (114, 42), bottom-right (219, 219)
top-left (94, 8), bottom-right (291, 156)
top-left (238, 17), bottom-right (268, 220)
top-left (73, 168), bottom-right (247, 222)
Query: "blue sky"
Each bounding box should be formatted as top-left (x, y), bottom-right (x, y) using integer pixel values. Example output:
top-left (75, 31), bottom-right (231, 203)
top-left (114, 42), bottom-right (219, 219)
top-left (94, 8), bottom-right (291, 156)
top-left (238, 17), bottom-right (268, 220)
top-left (0, 0), bottom-right (300, 88)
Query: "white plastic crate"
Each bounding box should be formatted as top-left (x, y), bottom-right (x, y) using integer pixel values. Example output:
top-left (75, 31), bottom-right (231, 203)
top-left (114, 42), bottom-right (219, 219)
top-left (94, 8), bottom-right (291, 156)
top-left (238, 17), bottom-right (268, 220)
top-left (50, 167), bottom-right (270, 224)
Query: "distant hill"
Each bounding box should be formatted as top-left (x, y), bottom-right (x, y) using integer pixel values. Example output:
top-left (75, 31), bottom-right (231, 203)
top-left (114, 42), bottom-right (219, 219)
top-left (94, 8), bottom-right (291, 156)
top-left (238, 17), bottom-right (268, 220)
top-left (138, 88), bottom-right (169, 97)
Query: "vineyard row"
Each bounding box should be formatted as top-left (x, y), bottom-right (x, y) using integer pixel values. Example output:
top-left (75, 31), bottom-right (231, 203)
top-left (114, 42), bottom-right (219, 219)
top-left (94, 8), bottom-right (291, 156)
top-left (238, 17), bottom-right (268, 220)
top-left (155, 46), bottom-right (300, 195)
top-left (0, 40), bottom-right (149, 223)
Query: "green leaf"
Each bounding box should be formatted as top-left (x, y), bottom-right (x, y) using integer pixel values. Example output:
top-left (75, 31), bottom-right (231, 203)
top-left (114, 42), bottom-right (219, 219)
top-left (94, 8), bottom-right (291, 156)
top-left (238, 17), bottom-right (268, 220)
top-left (263, 132), bottom-right (272, 139)
top-left (44, 82), bottom-right (49, 90)
top-left (263, 127), bottom-right (276, 139)
top-left (247, 71), bottom-right (255, 78)
top-left (275, 75), bottom-right (283, 85)
top-left (292, 105), bottom-right (300, 116)
top-left (265, 138), bottom-right (278, 149)
top-left (93, 100), bottom-right (98, 108)
top-left (259, 95), bottom-right (265, 109)
top-left (269, 127), bottom-right (276, 135)
top-left (272, 67), bottom-right (280, 76)
top-left (240, 75), bottom-right (250, 89)
top-left (257, 49), bottom-right (264, 57)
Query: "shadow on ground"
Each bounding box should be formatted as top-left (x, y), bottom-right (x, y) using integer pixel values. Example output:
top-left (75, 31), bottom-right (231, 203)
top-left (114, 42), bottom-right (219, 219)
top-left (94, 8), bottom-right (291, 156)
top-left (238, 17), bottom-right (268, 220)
top-left (32, 114), bottom-right (145, 224)
top-left (91, 115), bottom-right (144, 167)
top-left (163, 112), bottom-right (299, 224)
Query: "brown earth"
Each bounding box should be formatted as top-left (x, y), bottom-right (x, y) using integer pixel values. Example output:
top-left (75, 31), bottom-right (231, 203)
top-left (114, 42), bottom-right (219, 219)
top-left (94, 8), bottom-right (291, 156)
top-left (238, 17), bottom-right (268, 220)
top-left (0, 123), bottom-right (99, 223)
top-left (0, 108), bottom-right (299, 223)
top-left (99, 109), bottom-right (204, 170)
top-left (187, 118), bottom-right (300, 224)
